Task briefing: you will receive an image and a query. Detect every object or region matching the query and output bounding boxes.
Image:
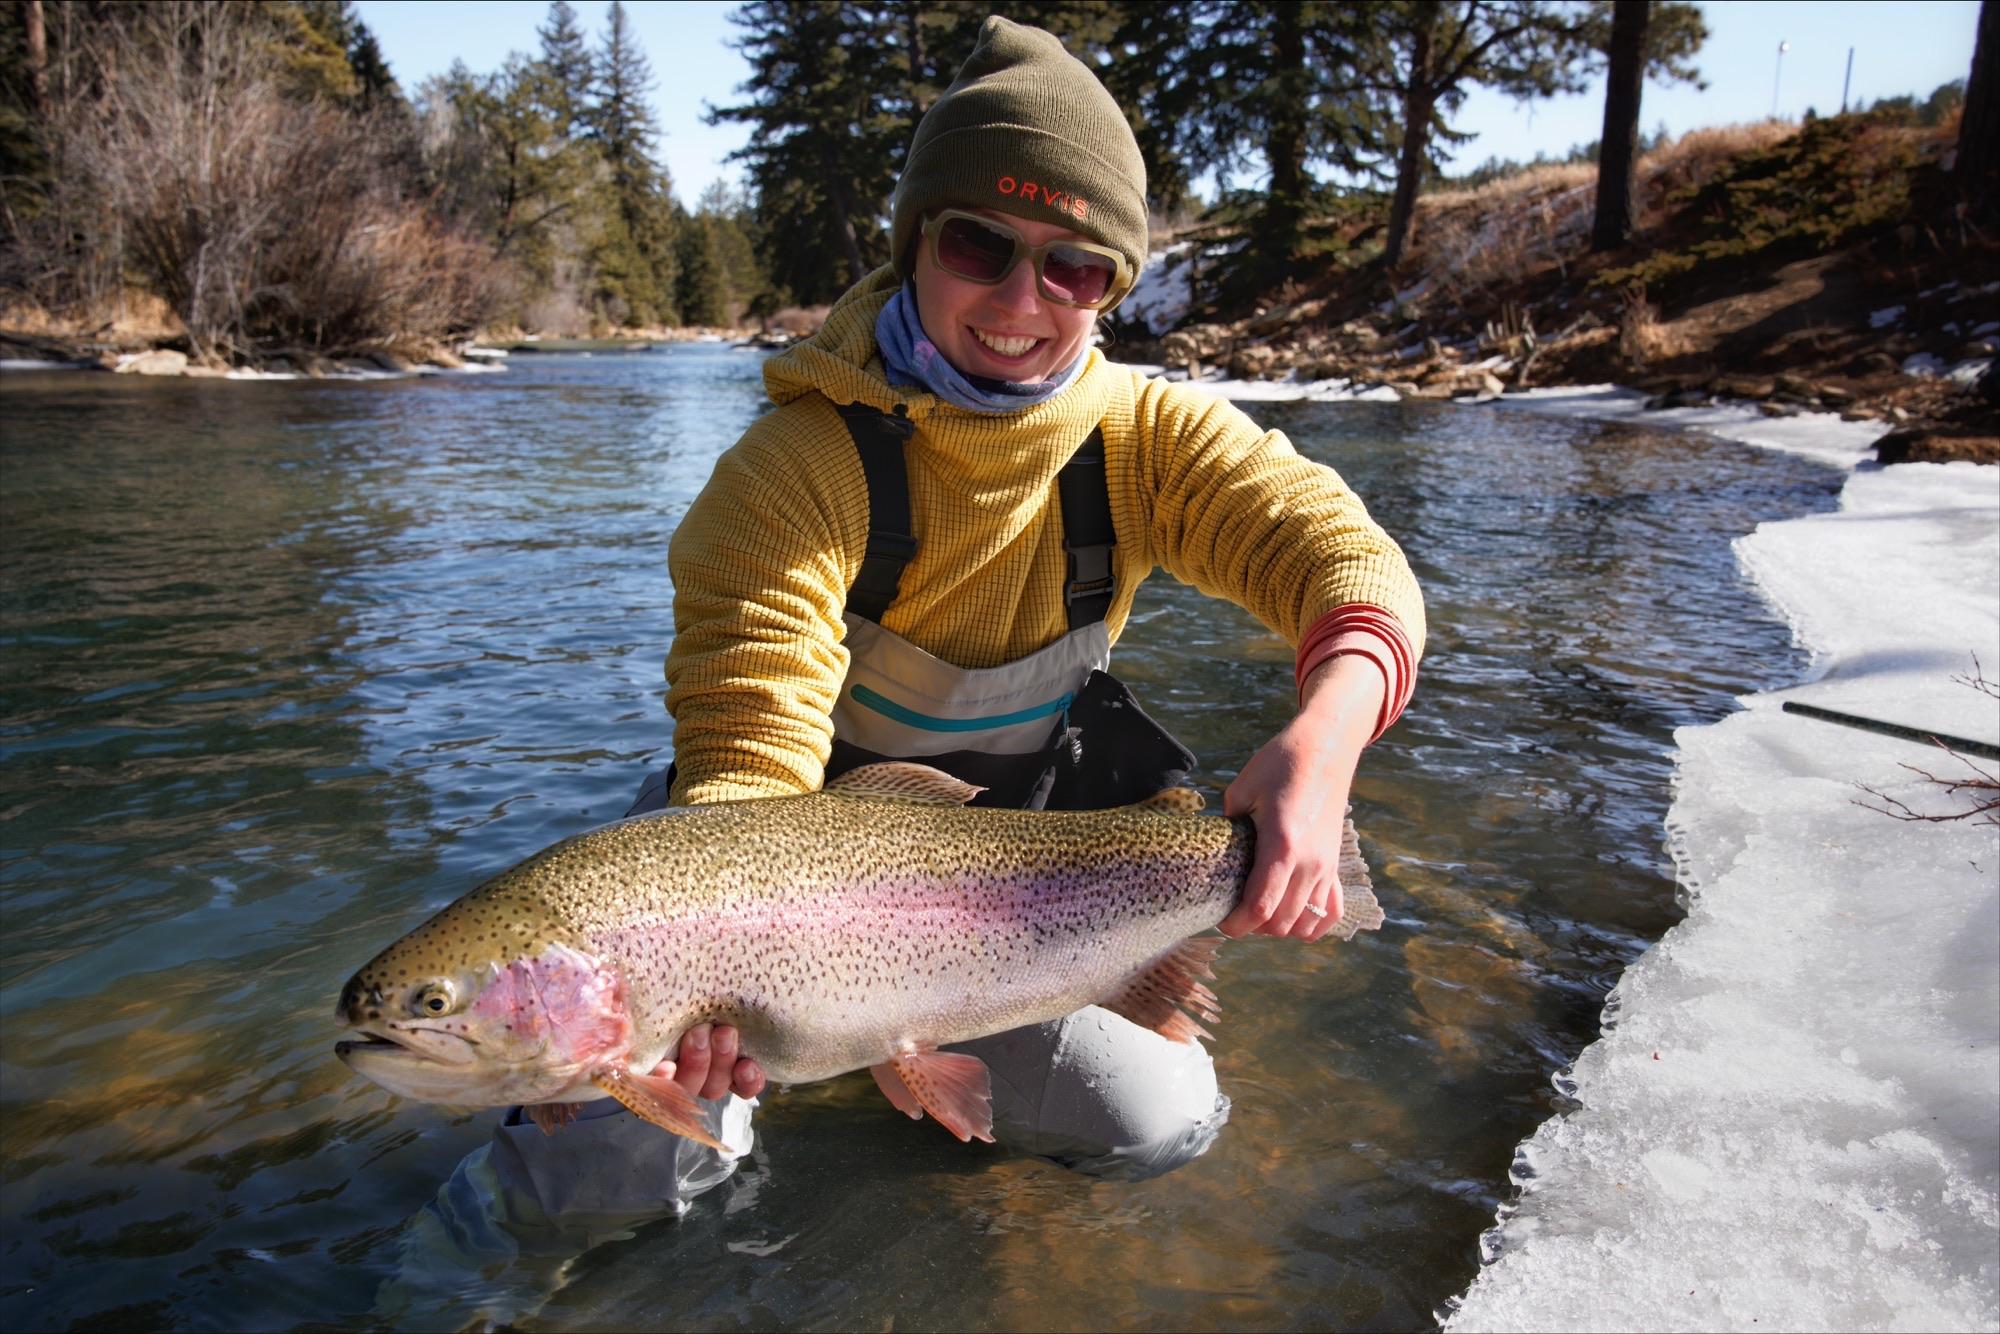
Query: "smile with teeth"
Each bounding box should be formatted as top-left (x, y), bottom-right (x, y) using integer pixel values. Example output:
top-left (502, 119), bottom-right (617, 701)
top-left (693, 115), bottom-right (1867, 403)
top-left (972, 328), bottom-right (1042, 358)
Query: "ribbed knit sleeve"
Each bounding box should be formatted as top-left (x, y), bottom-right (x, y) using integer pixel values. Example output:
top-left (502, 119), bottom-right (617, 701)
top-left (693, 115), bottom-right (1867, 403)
top-left (664, 402), bottom-right (868, 805)
top-left (1117, 373), bottom-right (1427, 657)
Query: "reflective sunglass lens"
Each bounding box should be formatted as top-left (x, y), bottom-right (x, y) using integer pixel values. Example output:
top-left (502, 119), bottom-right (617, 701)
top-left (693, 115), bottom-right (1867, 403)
top-left (936, 216), bottom-right (1017, 282)
top-left (1041, 245), bottom-right (1116, 305)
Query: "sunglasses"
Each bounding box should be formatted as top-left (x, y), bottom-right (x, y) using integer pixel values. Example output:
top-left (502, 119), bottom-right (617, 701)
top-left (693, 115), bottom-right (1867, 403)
top-left (921, 209), bottom-right (1133, 311)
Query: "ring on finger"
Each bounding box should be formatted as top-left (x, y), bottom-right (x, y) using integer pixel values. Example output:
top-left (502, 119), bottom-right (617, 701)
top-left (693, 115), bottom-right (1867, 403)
top-left (1303, 902), bottom-right (1329, 919)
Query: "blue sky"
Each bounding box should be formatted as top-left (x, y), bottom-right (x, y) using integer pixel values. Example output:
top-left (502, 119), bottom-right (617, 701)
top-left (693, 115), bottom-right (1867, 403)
top-left (354, 1), bottom-right (1984, 204)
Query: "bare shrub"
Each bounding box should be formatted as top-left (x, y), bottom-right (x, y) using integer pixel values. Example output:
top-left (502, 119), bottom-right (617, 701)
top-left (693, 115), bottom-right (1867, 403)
top-left (767, 304), bottom-right (830, 337)
top-left (19, 3), bottom-right (500, 359)
top-left (517, 252), bottom-right (591, 336)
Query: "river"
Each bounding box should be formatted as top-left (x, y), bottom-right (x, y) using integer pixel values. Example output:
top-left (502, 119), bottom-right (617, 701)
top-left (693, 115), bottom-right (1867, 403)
top-left (0, 346), bottom-right (1842, 1331)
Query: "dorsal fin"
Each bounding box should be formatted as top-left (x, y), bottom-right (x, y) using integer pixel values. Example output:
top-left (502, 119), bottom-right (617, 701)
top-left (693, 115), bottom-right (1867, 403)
top-left (1133, 786), bottom-right (1205, 815)
top-left (825, 762), bottom-right (985, 806)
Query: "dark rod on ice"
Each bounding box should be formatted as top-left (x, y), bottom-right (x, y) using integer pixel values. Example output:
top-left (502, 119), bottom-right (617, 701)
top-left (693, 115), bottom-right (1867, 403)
top-left (1781, 701), bottom-right (2000, 761)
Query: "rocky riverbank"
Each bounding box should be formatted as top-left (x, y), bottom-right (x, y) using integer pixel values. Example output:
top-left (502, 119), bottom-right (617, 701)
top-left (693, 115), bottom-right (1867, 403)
top-left (1123, 287), bottom-right (1997, 464)
top-left (0, 318), bottom-right (758, 379)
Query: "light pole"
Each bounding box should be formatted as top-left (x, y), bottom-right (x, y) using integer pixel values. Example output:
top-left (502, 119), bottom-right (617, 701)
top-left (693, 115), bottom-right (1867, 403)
top-left (1772, 40), bottom-right (1790, 118)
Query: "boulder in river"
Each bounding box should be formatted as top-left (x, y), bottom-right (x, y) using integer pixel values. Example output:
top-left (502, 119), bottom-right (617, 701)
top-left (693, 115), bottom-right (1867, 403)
top-left (116, 349), bottom-right (188, 376)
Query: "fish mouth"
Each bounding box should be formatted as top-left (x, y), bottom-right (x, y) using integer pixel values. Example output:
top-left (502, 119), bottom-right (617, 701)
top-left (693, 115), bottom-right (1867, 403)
top-left (335, 1025), bottom-right (479, 1067)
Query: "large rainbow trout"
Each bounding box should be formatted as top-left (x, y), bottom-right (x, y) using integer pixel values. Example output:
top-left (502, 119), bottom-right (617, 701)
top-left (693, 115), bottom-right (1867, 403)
top-left (335, 763), bottom-right (1381, 1146)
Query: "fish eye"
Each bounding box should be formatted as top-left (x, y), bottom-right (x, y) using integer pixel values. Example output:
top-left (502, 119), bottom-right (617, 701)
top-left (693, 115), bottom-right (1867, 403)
top-left (412, 981), bottom-right (456, 1016)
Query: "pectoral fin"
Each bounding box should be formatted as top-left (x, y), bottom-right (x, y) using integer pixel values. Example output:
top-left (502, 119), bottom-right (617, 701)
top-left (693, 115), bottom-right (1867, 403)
top-left (1099, 936), bottom-right (1223, 1044)
top-left (590, 1066), bottom-right (727, 1150)
top-left (869, 1047), bottom-right (995, 1144)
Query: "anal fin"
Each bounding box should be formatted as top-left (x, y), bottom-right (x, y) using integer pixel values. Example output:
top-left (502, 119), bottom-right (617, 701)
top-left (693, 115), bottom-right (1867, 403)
top-left (869, 1047), bottom-right (995, 1144)
top-left (590, 1066), bottom-right (727, 1150)
top-left (1099, 936), bottom-right (1223, 1044)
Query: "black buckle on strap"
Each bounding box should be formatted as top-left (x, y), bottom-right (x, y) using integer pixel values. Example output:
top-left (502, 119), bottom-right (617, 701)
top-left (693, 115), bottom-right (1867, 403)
top-left (866, 531), bottom-right (919, 563)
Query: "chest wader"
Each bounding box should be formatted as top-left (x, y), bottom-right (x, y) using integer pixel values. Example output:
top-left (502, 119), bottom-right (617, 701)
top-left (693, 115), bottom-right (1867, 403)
top-left (822, 401), bottom-right (1196, 811)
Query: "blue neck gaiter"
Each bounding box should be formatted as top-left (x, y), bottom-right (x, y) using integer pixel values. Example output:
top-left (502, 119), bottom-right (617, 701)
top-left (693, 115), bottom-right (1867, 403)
top-left (875, 284), bottom-right (1085, 414)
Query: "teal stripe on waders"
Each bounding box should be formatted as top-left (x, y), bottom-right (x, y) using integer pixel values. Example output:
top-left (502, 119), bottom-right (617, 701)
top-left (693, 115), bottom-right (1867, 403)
top-left (850, 683), bottom-right (1074, 733)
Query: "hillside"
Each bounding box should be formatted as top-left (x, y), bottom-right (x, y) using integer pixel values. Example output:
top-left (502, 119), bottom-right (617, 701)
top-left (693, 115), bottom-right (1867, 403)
top-left (1123, 112), bottom-right (1998, 460)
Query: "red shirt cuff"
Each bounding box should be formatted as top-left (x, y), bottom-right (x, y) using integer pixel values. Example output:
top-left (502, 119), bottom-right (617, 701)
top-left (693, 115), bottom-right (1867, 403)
top-left (1294, 605), bottom-right (1417, 743)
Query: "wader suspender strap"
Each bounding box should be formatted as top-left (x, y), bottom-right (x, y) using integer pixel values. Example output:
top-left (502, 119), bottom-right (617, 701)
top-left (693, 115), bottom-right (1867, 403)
top-left (835, 402), bottom-right (918, 625)
top-left (836, 404), bottom-right (1115, 628)
top-left (1056, 427), bottom-right (1114, 630)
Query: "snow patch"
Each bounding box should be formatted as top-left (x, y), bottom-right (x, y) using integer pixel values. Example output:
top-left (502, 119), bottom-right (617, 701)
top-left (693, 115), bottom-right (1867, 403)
top-left (1123, 242), bottom-right (1195, 337)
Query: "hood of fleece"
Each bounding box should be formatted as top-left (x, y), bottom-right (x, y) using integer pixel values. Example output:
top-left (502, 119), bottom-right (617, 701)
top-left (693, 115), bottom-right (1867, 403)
top-left (761, 264), bottom-right (1118, 503)
top-left (762, 265), bottom-right (922, 417)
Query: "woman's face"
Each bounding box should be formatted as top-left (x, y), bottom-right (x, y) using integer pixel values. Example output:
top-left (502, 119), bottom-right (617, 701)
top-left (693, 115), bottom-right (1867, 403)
top-left (911, 207), bottom-right (1103, 385)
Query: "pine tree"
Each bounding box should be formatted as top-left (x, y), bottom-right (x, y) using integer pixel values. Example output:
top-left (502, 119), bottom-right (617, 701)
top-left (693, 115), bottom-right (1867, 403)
top-left (711, 1), bottom-right (908, 304)
top-left (264, 1), bottom-right (364, 102)
top-left (1101, 1), bottom-right (1391, 284)
top-left (1378, 1), bottom-right (1602, 270)
top-left (347, 21), bottom-right (401, 109)
top-left (674, 203), bottom-right (727, 325)
top-left (1960, 0), bottom-right (1998, 221)
top-left (1589, 1), bottom-right (1705, 252)
top-left (536, 0), bottom-right (593, 141)
top-left (585, 0), bottom-right (676, 325)
top-left (698, 177), bottom-right (770, 322)
top-left (1590, 1), bottom-right (1648, 251)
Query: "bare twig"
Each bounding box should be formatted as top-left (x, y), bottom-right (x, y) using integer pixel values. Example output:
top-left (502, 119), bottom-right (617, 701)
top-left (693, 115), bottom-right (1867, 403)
top-left (1854, 656), bottom-right (2000, 826)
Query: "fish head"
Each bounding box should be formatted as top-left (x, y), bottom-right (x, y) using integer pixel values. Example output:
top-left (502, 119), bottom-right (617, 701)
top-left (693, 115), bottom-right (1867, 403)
top-left (335, 906), bottom-right (635, 1107)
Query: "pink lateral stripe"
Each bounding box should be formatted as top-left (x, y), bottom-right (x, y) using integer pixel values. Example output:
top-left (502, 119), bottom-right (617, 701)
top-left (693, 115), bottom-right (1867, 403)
top-left (1294, 605), bottom-right (1417, 743)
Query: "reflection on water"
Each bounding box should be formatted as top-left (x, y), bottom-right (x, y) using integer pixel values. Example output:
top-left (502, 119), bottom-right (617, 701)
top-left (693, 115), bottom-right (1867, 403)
top-left (0, 354), bottom-right (1841, 1330)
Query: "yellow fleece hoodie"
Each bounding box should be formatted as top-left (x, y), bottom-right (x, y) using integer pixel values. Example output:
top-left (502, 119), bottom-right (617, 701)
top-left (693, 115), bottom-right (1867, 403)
top-left (665, 267), bottom-right (1425, 804)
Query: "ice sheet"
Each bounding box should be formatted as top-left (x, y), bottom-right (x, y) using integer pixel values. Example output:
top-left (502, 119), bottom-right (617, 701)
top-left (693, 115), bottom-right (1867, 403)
top-left (1442, 400), bottom-right (2000, 1331)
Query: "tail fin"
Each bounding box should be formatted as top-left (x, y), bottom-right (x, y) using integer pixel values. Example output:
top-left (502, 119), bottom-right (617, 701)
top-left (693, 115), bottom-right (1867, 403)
top-left (1331, 816), bottom-right (1384, 940)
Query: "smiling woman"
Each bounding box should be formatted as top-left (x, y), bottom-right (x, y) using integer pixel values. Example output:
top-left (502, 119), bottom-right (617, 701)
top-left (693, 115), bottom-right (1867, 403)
top-left (440, 12), bottom-right (1426, 1235)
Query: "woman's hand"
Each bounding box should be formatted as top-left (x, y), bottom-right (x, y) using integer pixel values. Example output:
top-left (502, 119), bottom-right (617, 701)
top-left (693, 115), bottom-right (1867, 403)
top-left (660, 1023), bottom-right (766, 1101)
top-left (1219, 655), bottom-right (1383, 943)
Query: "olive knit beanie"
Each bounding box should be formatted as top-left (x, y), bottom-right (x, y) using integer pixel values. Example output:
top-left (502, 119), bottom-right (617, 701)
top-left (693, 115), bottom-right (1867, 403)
top-left (891, 16), bottom-right (1148, 288)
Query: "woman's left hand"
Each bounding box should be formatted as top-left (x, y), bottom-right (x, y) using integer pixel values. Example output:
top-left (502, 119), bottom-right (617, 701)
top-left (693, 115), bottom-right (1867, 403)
top-left (1219, 654), bottom-right (1383, 942)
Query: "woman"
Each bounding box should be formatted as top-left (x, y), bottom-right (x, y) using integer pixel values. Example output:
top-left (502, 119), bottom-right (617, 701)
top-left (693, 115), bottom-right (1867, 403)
top-left (490, 14), bottom-right (1424, 1218)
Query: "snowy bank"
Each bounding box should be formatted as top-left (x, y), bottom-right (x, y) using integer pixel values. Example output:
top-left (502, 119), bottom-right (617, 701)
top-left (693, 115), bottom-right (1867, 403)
top-left (1435, 400), bottom-right (1999, 1331)
top-left (1181, 371), bottom-right (1998, 1330)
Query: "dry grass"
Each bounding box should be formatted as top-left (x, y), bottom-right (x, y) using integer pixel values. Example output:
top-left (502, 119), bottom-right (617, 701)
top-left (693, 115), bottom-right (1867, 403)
top-left (1422, 160), bottom-right (1596, 213)
top-left (1408, 121), bottom-right (1805, 299)
top-left (0, 289), bottom-right (185, 342)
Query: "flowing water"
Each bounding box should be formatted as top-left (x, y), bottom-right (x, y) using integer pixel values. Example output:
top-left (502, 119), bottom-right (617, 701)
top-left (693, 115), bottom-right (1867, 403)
top-left (0, 348), bottom-right (1843, 1331)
